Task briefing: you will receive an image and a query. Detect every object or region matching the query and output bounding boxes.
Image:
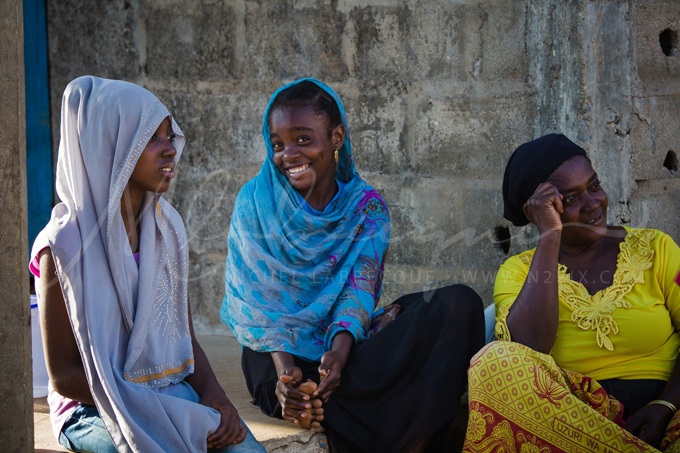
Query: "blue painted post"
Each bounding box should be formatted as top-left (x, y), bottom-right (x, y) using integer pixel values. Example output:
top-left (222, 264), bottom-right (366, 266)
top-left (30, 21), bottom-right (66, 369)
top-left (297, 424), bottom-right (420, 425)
top-left (24, 0), bottom-right (53, 251)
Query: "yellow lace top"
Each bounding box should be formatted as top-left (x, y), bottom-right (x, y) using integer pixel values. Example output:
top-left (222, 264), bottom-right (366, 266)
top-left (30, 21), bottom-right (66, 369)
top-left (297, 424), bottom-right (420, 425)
top-left (494, 227), bottom-right (680, 381)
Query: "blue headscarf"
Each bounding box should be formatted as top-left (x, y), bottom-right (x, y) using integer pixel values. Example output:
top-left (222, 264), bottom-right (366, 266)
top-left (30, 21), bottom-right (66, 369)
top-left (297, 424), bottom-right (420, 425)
top-left (221, 78), bottom-right (390, 361)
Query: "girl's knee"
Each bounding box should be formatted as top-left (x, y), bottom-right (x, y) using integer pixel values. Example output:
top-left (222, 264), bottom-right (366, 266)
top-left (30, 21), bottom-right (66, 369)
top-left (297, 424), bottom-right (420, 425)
top-left (434, 284), bottom-right (483, 317)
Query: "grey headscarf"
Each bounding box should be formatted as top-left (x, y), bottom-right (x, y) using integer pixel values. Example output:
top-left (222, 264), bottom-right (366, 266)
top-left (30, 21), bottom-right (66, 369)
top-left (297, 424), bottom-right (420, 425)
top-left (33, 76), bottom-right (221, 452)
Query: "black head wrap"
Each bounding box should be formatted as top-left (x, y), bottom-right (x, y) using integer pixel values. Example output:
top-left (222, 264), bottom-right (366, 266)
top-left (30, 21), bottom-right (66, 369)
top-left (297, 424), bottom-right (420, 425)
top-left (502, 133), bottom-right (587, 226)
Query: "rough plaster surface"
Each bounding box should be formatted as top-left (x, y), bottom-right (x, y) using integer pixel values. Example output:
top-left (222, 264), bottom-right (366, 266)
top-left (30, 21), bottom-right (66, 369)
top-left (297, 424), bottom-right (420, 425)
top-left (1, 0), bottom-right (32, 449)
top-left (44, 0), bottom-right (680, 333)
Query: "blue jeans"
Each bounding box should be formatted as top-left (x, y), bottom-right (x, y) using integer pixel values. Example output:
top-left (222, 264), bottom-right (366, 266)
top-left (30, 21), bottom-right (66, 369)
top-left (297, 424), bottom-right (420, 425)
top-left (59, 405), bottom-right (116, 453)
top-left (59, 404), bottom-right (265, 452)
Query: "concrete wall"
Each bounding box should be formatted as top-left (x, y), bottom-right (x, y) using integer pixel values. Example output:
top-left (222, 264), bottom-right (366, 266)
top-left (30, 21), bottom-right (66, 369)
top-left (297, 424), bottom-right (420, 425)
top-left (44, 0), bottom-right (680, 333)
top-left (1, 0), bottom-right (32, 449)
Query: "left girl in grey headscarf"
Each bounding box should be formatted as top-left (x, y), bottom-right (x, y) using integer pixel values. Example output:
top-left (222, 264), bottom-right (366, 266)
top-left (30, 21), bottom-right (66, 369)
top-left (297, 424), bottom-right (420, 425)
top-left (30, 76), bottom-right (264, 453)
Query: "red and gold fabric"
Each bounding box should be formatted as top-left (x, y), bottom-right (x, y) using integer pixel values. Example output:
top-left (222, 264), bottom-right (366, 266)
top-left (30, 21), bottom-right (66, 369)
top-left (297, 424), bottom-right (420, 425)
top-left (463, 342), bottom-right (680, 452)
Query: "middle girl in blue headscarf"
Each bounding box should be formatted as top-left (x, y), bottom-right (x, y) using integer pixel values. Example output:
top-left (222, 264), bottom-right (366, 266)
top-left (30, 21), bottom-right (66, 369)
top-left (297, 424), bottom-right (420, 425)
top-left (221, 78), bottom-right (485, 452)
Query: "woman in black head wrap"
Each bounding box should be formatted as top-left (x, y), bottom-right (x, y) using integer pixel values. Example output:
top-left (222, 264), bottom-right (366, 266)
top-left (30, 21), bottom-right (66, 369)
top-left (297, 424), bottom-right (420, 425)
top-left (463, 134), bottom-right (680, 452)
top-left (502, 133), bottom-right (587, 227)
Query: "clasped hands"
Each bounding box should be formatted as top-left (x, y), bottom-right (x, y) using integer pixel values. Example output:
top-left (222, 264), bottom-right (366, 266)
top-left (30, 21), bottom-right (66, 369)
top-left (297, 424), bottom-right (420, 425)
top-left (275, 350), bottom-right (346, 429)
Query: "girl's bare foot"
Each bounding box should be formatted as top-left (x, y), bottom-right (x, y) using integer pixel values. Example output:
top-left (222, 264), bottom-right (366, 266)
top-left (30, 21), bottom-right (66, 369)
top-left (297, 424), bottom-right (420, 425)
top-left (297, 381), bottom-right (319, 429)
top-left (310, 398), bottom-right (325, 431)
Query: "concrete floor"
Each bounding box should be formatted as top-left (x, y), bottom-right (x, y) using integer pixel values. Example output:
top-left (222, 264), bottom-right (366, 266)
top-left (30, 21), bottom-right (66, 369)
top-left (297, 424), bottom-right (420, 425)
top-left (34, 334), bottom-right (328, 452)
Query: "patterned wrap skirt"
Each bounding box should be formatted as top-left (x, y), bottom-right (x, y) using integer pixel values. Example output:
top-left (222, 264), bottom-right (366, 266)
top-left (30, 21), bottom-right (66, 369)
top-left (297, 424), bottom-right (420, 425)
top-left (463, 341), bottom-right (680, 453)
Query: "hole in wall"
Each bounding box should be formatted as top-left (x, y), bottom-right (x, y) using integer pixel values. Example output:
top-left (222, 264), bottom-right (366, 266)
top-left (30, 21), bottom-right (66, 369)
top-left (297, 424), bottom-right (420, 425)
top-left (660, 29), bottom-right (678, 56)
top-left (494, 226), bottom-right (511, 255)
top-left (663, 150), bottom-right (678, 175)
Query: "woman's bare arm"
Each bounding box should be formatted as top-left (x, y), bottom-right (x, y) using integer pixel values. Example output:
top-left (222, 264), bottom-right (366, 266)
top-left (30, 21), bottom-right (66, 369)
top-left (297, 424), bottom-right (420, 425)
top-left (504, 182), bottom-right (563, 353)
top-left (37, 248), bottom-right (94, 405)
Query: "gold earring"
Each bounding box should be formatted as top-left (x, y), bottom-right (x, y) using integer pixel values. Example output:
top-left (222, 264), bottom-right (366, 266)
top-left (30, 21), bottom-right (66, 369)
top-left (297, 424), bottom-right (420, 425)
top-left (334, 149), bottom-right (339, 163)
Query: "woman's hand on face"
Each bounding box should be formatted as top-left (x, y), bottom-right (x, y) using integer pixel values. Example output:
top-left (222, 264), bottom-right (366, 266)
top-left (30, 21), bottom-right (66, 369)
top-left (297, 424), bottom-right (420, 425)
top-left (625, 404), bottom-right (674, 448)
top-left (276, 367), bottom-right (320, 427)
top-left (315, 350), bottom-right (347, 402)
top-left (523, 182), bottom-right (564, 236)
top-left (202, 390), bottom-right (246, 449)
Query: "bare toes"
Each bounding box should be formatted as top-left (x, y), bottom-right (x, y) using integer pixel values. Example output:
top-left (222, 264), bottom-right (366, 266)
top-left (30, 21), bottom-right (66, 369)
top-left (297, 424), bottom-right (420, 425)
top-left (285, 416), bottom-right (300, 425)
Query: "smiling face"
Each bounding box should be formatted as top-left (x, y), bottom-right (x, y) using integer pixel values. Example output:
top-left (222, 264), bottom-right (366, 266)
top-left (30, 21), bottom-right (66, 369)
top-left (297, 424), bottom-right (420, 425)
top-left (547, 155), bottom-right (608, 246)
top-left (269, 105), bottom-right (344, 208)
top-left (128, 116), bottom-right (177, 198)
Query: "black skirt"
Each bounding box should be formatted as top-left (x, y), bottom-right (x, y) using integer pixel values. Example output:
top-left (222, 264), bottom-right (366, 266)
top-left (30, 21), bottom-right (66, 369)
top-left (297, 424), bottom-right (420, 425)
top-left (241, 284), bottom-right (485, 453)
top-left (598, 378), bottom-right (667, 418)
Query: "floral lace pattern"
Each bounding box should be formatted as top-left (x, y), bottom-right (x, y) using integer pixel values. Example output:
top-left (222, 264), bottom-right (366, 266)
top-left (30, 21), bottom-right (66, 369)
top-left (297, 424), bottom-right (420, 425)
top-left (495, 304), bottom-right (511, 343)
top-left (496, 229), bottom-right (655, 351)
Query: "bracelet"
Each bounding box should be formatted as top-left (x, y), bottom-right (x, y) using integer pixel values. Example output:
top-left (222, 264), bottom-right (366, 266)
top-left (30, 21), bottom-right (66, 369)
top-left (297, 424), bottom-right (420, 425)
top-left (647, 399), bottom-right (678, 413)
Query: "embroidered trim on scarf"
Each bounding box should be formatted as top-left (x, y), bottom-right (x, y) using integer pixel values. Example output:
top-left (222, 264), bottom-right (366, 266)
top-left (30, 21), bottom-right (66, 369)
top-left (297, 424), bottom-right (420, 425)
top-left (496, 229), bottom-right (655, 351)
top-left (125, 358), bottom-right (195, 385)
